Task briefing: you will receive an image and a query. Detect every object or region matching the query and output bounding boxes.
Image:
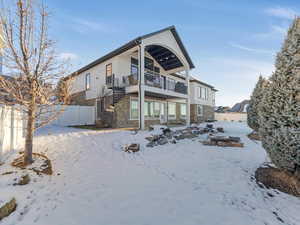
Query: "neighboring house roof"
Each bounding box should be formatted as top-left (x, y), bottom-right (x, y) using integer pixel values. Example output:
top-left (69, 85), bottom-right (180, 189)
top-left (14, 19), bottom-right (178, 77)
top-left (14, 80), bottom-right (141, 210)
top-left (68, 26), bottom-right (194, 79)
top-left (190, 76), bottom-right (218, 91)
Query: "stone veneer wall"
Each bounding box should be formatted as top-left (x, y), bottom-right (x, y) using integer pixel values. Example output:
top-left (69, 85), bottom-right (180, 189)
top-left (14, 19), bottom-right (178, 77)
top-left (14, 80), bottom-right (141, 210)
top-left (70, 91), bottom-right (96, 106)
top-left (190, 104), bottom-right (215, 123)
top-left (106, 94), bottom-right (187, 128)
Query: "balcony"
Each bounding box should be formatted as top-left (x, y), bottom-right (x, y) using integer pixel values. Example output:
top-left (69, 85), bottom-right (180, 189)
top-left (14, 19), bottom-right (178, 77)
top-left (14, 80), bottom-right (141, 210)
top-left (122, 72), bottom-right (187, 95)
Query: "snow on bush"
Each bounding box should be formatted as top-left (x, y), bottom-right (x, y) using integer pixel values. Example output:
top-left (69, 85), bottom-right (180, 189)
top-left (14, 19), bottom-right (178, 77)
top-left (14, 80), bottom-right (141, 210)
top-left (259, 17), bottom-right (300, 173)
top-left (247, 75), bottom-right (268, 132)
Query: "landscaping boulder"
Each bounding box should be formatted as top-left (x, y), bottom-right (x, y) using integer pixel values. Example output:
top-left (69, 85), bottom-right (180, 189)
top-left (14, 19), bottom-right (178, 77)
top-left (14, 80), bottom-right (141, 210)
top-left (206, 124), bottom-right (214, 129)
top-left (0, 198), bottom-right (17, 221)
top-left (124, 144), bottom-right (140, 153)
top-left (217, 127), bottom-right (224, 133)
top-left (158, 137), bottom-right (168, 145)
top-left (14, 174), bottom-right (30, 186)
top-left (162, 128), bottom-right (172, 136)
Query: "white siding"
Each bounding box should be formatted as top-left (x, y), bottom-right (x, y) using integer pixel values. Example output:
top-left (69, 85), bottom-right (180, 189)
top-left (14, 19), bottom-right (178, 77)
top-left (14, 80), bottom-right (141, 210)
top-left (50, 106), bottom-right (95, 126)
top-left (0, 106), bottom-right (25, 157)
top-left (190, 82), bottom-right (215, 106)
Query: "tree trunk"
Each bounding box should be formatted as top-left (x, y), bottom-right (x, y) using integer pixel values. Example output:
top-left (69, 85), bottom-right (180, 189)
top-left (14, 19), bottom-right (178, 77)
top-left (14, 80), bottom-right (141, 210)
top-left (24, 107), bottom-right (35, 165)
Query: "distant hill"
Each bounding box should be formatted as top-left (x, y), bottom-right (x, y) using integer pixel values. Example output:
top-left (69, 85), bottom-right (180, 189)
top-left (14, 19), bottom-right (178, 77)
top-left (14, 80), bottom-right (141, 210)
top-left (229, 100), bottom-right (250, 113)
top-left (215, 100), bottom-right (250, 113)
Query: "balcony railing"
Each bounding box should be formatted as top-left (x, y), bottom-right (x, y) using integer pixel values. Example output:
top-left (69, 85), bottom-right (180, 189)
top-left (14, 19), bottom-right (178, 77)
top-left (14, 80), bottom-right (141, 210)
top-left (122, 72), bottom-right (187, 95)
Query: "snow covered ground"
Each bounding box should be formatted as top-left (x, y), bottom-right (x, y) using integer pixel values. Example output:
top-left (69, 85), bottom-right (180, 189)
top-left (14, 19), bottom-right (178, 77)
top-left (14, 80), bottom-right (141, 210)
top-left (1, 122), bottom-right (300, 225)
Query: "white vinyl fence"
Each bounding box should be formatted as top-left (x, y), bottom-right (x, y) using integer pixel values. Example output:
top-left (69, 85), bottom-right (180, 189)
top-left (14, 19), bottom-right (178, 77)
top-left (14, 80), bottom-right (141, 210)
top-left (215, 113), bottom-right (247, 122)
top-left (50, 105), bottom-right (95, 126)
top-left (0, 106), bottom-right (25, 156)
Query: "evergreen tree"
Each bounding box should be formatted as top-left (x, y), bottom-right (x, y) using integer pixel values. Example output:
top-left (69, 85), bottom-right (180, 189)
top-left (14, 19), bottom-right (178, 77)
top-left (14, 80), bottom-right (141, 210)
top-left (247, 75), bottom-right (268, 132)
top-left (259, 18), bottom-right (300, 173)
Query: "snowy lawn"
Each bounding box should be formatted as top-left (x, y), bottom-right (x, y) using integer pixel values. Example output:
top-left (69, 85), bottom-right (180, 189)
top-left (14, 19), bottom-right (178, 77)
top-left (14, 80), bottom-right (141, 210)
top-left (1, 122), bottom-right (300, 225)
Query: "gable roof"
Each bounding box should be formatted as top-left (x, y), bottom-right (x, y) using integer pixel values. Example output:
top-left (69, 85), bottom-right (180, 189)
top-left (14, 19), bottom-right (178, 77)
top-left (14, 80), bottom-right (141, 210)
top-left (190, 76), bottom-right (218, 91)
top-left (68, 26), bottom-right (194, 78)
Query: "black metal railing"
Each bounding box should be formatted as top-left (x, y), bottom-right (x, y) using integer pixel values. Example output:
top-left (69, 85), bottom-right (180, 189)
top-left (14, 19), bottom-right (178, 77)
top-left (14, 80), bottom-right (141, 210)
top-left (120, 72), bottom-right (187, 94)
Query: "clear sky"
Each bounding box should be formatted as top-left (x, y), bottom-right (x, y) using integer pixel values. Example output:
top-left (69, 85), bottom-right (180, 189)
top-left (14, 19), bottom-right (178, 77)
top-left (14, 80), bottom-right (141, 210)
top-left (45, 0), bottom-right (299, 107)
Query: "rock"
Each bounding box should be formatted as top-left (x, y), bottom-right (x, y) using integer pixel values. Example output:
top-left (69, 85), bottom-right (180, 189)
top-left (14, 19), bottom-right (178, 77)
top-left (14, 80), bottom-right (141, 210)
top-left (1, 171), bottom-right (15, 176)
top-left (217, 127), bottom-right (224, 133)
top-left (206, 124), bottom-right (214, 129)
top-left (170, 139), bottom-right (177, 144)
top-left (124, 144), bottom-right (140, 153)
top-left (228, 142), bottom-right (244, 148)
top-left (228, 136), bottom-right (241, 143)
top-left (174, 135), bottom-right (185, 140)
top-left (192, 130), bottom-right (201, 135)
top-left (145, 135), bottom-right (160, 142)
top-left (0, 198), bottom-right (17, 221)
top-left (162, 128), bottom-right (172, 135)
top-left (14, 174), bottom-right (30, 186)
top-left (158, 137), bottom-right (168, 145)
top-left (146, 142), bottom-right (156, 148)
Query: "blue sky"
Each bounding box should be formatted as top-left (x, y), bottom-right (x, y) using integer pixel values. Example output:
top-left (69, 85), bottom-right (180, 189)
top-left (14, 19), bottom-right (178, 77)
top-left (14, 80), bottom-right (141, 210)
top-left (46, 0), bottom-right (299, 106)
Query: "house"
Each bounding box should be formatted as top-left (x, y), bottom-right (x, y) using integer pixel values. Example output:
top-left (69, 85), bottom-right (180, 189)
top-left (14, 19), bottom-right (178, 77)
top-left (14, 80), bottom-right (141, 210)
top-left (67, 26), bottom-right (216, 128)
top-left (189, 77), bottom-right (217, 123)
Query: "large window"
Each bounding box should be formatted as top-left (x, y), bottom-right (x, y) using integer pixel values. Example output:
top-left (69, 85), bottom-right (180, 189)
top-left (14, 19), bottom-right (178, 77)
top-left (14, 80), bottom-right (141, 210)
top-left (106, 64), bottom-right (112, 76)
top-left (131, 58), bottom-right (138, 80)
top-left (197, 87), bottom-right (201, 98)
top-left (168, 102), bottom-right (176, 119)
top-left (154, 102), bottom-right (160, 118)
top-left (106, 63), bottom-right (112, 84)
top-left (180, 104), bottom-right (186, 118)
top-left (197, 105), bottom-right (203, 116)
top-left (85, 73), bottom-right (90, 90)
top-left (130, 99), bottom-right (138, 120)
top-left (145, 57), bottom-right (154, 71)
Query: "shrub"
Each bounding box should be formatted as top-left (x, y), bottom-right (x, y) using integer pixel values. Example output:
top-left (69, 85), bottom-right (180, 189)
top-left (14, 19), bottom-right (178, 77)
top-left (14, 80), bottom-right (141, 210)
top-left (247, 76), bottom-right (268, 132)
top-left (259, 18), bottom-right (300, 173)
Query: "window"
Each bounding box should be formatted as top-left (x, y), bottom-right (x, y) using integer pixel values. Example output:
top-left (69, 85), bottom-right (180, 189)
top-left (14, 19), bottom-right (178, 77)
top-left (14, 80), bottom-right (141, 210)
top-left (154, 102), bottom-right (160, 118)
top-left (131, 58), bottom-right (138, 80)
top-left (197, 87), bottom-right (201, 98)
top-left (168, 102), bottom-right (176, 119)
top-left (144, 101), bottom-right (154, 118)
top-left (201, 87), bottom-right (205, 99)
top-left (106, 63), bottom-right (112, 84)
top-left (106, 64), bottom-right (112, 76)
top-left (85, 73), bottom-right (90, 90)
top-left (180, 104), bottom-right (186, 118)
top-left (206, 88), bottom-right (210, 100)
top-left (197, 105), bottom-right (203, 116)
top-left (145, 57), bottom-right (154, 71)
top-left (130, 99), bottom-right (138, 120)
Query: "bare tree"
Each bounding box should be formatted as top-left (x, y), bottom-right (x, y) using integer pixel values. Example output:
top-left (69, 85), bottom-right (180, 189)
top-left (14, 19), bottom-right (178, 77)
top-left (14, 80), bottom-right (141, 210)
top-left (0, 0), bottom-right (72, 165)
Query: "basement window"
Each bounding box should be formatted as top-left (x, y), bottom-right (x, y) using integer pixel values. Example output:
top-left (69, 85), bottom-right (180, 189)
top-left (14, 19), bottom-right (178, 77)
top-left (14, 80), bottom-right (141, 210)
top-left (180, 103), bottom-right (186, 119)
top-left (168, 102), bottom-right (176, 120)
top-left (130, 99), bottom-right (138, 120)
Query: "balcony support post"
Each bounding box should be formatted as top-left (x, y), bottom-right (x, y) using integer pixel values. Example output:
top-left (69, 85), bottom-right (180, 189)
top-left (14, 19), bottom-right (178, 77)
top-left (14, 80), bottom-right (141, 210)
top-left (185, 69), bottom-right (190, 126)
top-left (138, 43), bottom-right (145, 130)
